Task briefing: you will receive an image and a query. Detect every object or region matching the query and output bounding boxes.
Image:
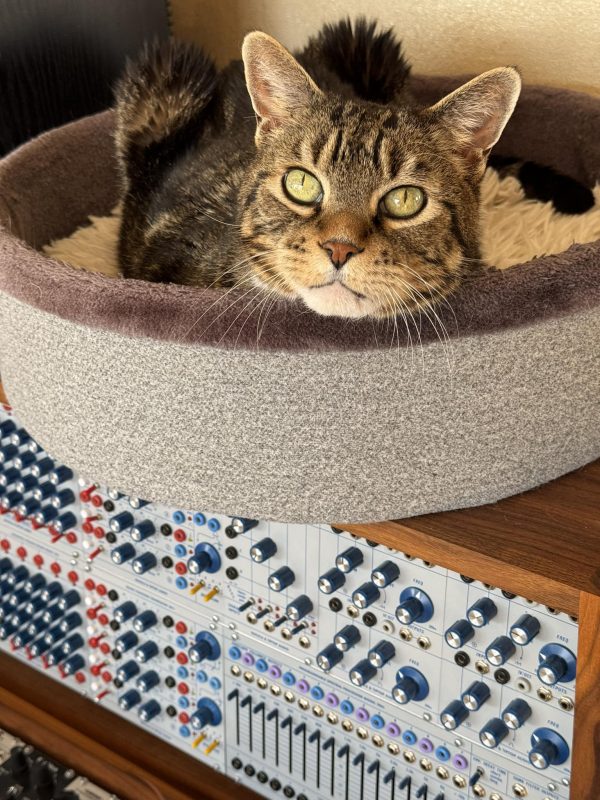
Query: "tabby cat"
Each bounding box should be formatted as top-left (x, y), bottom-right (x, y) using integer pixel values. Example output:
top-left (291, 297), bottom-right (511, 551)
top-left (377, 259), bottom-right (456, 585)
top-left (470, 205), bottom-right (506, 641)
top-left (116, 19), bottom-right (523, 319)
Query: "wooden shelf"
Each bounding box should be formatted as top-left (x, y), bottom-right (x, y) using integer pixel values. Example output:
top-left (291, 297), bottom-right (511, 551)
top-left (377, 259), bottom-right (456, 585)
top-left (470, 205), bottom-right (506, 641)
top-left (342, 459), bottom-right (600, 617)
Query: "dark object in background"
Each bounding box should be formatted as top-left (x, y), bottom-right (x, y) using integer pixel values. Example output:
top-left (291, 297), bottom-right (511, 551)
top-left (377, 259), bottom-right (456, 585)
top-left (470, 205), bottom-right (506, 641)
top-left (0, 0), bottom-right (169, 156)
top-left (489, 154), bottom-right (595, 214)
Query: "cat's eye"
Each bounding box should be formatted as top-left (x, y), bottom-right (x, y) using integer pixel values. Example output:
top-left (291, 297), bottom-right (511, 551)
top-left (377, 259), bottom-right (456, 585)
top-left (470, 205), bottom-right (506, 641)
top-left (283, 169), bottom-right (323, 205)
top-left (381, 186), bottom-right (425, 219)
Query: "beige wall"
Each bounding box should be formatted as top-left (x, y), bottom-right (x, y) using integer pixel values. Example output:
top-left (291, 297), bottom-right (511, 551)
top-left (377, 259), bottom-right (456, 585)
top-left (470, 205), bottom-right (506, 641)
top-left (170, 0), bottom-right (600, 93)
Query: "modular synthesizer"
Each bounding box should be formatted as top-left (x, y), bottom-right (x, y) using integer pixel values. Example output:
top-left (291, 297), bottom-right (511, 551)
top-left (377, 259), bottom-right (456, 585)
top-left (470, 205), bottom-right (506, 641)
top-left (0, 404), bottom-right (578, 800)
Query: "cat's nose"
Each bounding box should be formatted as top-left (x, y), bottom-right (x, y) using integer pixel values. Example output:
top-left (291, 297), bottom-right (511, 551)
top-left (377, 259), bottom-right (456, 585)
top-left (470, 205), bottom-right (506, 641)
top-left (320, 239), bottom-right (362, 269)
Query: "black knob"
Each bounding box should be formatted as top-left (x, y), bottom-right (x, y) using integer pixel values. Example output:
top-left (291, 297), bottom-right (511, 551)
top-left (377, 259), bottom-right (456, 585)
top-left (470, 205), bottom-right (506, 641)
top-left (9, 746), bottom-right (29, 776)
top-left (32, 760), bottom-right (55, 800)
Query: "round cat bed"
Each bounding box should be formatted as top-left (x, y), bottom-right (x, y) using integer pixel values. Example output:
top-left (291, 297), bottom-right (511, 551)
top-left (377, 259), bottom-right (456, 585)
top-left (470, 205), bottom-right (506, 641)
top-left (0, 76), bottom-right (598, 523)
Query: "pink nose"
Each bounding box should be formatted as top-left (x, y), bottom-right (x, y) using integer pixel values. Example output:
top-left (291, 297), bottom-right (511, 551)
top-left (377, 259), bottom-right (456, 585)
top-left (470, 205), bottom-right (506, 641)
top-left (320, 239), bottom-right (362, 268)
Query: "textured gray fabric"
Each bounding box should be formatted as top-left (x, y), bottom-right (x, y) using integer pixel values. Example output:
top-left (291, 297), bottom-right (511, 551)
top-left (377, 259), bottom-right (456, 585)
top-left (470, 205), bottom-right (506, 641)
top-left (0, 294), bottom-right (597, 523)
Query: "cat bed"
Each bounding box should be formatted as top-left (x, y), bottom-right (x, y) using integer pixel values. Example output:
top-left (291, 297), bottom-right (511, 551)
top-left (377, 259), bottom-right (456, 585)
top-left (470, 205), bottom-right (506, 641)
top-left (0, 76), bottom-right (598, 523)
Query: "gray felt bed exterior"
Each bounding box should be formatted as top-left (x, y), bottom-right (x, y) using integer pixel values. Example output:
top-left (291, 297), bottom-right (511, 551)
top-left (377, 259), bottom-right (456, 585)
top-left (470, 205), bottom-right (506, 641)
top-left (0, 76), bottom-right (598, 522)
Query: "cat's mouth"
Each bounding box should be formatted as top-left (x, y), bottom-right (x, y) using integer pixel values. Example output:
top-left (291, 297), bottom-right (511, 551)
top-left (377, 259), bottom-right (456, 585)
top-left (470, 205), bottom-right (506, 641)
top-left (297, 280), bottom-right (375, 318)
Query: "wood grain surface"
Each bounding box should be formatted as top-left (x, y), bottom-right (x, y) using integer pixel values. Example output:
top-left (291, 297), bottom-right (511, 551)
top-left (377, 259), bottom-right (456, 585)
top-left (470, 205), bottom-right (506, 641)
top-left (0, 652), bottom-right (262, 800)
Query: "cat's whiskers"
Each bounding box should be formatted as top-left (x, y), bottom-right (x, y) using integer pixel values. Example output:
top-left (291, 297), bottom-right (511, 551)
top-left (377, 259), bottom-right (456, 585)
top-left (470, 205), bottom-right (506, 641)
top-left (394, 278), bottom-right (454, 375)
top-left (398, 262), bottom-right (459, 335)
top-left (177, 252), bottom-right (278, 341)
top-left (385, 286), bottom-right (423, 373)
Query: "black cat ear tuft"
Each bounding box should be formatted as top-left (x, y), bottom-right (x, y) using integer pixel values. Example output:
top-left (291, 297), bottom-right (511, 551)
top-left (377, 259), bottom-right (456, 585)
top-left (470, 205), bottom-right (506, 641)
top-left (428, 67), bottom-right (521, 158)
top-left (242, 32), bottom-right (321, 140)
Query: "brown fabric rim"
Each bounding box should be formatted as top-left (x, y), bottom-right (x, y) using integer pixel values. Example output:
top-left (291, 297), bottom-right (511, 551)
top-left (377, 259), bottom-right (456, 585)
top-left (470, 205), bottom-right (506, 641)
top-left (0, 78), bottom-right (598, 353)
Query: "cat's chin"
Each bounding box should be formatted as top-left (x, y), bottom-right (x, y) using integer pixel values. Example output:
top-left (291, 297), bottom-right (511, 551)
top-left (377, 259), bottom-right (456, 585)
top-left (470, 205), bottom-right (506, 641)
top-left (297, 282), bottom-right (375, 318)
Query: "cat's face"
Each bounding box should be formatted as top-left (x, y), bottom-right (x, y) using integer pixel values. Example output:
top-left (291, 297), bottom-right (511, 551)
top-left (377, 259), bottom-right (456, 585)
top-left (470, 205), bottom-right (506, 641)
top-left (241, 33), bottom-right (520, 318)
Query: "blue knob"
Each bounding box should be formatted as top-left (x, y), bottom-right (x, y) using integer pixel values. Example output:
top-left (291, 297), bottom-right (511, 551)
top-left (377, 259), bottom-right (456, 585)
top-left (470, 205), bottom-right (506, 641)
top-left (10, 608), bottom-right (33, 626)
top-left (445, 619), bottom-right (475, 649)
top-left (42, 604), bottom-right (63, 624)
top-left (32, 482), bottom-right (56, 502)
top-left (441, 700), bottom-right (469, 730)
top-left (45, 645), bottom-right (67, 666)
top-left (191, 698), bottom-right (222, 729)
top-left (29, 637), bottom-right (51, 657)
top-left (119, 689), bottom-right (142, 710)
top-left (61, 633), bottom-right (84, 655)
top-left (6, 565), bottom-right (29, 586)
top-left (333, 625), bottom-right (361, 651)
top-left (53, 512), bottom-right (77, 534)
top-left (368, 640), bottom-right (396, 668)
top-left (130, 520), bottom-right (156, 542)
top-left (371, 560), bottom-right (400, 588)
top-left (57, 590), bottom-right (80, 612)
top-left (135, 641), bottom-right (159, 663)
top-left (49, 466), bottom-right (73, 486)
top-left (231, 517), bottom-right (259, 535)
top-left (0, 444), bottom-right (18, 463)
top-left (111, 543), bottom-right (136, 565)
top-left (286, 595), bottom-right (313, 622)
top-left (17, 497), bottom-right (40, 516)
top-left (14, 451), bottom-right (36, 470)
top-left (109, 511), bottom-right (135, 533)
top-left (15, 474), bottom-right (37, 494)
top-left (0, 558), bottom-right (12, 575)
top-left (486, 636), bottom-right (516, 666)
top-left (467, 598), bottom-right (498, 627)
top-left (61, 654), bottom-right (85, 675)
top-left (50, 489), bottom-right (75, 509)
top-left (136, 670), bottom-right (160, 692)
top-left (114, 601), bottom-right (137, 624)
top-left (8, 588), bottom-right (30, 607)
top-left (13, 630), bottom-right (34, 648)
top-left (0, 420), bottom-right (16, 437)
top-left (133, 611), bottom-right (157, 633)
top-left (31, 457), bottom-right (54, 478)
top-left (268, 566), bottom-right (295, 592)
top-left (529, 728), bottom-right (570, 769)
top-left (2, 491), bottom-right (23, 510)
top-left (0, 467), bottom-right (20, 487)
top-left (25, 617), bottom-right (47, 637)
top-left (335, 547), bottom-right (364, 573)
top-left (461, 681), bottom-right (491, 711)
top-left (349, 658), bottom-right (378, 687)
top-left (249, 537), bottom-right (277, 563)
top-left (34, 505), bottom-right (58, 525)
top-left (480, 718), bottom-right (510, 749)
top-left (115, 631), bottom-right (139, 653)
top-left (318, 568), bottom-right (345, 594)
top-left (392, 667), bottom-right (429, 704)
top-left (0, 602), bottom-right (12, 622)
top-left (537, 644), bottom-right (577, 685)
top-left (40, 581), bottom-right (62, 602)
top-left (9, 429), bottom-right (30, 446)
top-left (510, 614), bottom-right (541, 645)
top-left (59, 612), bottom-right (82, 634)
top-left (116, 660), bottom-right (140, 683)
top-left (132, 552), bottom-right (157, 575)
top-left (316, 643), bottom-right (344, 671)
top-left (187, 543), bottom-right (221, 575)
top-left (188, 631), bottom-right (220, 663)
top-left (352, 582), bottom-right (380, 609)
top-left (396, 588), bottom-right (434, 625)
top-left (502, 699), bottom-right (532, 729)
top-left (24, 573), bottom-right (46, 593)
top-left (138, 699), bottom-right (161, 722)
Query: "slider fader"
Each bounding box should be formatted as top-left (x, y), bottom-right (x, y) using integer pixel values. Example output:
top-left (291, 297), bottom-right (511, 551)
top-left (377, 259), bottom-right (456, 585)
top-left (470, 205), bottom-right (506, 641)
top-left (0, 405), bottom-right (577, 799)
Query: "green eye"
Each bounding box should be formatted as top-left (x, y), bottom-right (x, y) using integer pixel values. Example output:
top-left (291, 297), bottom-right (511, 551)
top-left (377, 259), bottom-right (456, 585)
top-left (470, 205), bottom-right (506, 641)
top-left (283, 169), bottom-right (323, 205)
top-left (381, 186), bottom-right (426, 219)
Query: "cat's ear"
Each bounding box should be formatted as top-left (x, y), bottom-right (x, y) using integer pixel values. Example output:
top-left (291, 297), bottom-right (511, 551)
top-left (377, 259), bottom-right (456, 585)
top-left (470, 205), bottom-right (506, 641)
top-left (242, 32), bottom-right (321, 140)
top-left (427, 67), bottom-right (521, 163)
